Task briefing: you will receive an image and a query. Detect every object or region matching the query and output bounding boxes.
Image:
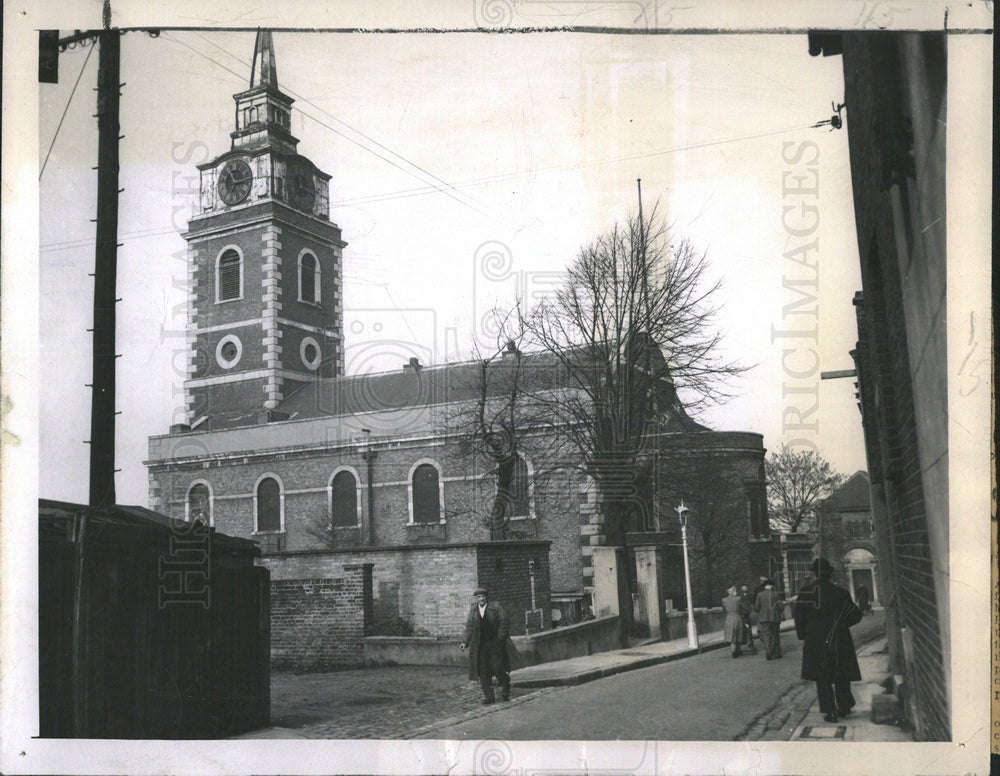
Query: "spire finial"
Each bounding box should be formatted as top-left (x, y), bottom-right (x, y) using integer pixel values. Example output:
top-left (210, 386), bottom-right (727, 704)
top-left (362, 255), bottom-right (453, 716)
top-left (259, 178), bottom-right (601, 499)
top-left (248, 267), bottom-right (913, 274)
top-left (250, 28), bottom-right (278, 89)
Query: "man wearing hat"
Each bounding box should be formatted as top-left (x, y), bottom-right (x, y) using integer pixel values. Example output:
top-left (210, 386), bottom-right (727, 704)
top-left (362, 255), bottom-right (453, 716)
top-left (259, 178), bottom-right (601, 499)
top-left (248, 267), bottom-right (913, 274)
top-left (793, 557), bottom-right (863, 722)
top-left (460, 587), bottom-right (519, 704)
top-left (754, 577), bottom-right (784, 660)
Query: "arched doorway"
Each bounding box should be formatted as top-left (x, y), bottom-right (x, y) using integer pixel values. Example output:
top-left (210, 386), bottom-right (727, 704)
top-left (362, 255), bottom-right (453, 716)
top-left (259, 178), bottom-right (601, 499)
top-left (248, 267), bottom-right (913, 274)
top-left (842, 547), bottom-right (879, 608)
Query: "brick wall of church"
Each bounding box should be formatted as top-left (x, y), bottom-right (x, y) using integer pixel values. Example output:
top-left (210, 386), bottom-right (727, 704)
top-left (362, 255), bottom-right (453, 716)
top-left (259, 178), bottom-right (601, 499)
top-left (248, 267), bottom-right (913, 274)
top-left (150, 433), bottom-right (587, 596)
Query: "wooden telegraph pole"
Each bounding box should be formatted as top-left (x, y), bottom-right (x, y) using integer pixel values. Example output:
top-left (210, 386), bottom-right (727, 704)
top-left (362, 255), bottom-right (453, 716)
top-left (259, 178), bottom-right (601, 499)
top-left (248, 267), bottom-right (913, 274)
top-left (88, 22), bottom-right (122, 508)
top-left (40, 1), bottom-right (123, 736)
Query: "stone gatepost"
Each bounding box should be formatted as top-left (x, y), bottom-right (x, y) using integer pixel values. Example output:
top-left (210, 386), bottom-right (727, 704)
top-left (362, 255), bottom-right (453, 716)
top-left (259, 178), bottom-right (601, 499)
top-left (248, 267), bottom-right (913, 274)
top-left (591, 545), bottom-right (622, 618)
top-left (633, 545), bottom-right (664, 640)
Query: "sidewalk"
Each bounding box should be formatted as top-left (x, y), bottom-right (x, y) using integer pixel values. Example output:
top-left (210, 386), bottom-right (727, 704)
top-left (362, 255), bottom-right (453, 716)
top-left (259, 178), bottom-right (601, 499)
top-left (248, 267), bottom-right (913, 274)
top-left (786, 636), bottom-right (912, 742)
top-left (234, 612), bottom-right (904, 740)
top-left (509, 620), bottom-right (793, 688)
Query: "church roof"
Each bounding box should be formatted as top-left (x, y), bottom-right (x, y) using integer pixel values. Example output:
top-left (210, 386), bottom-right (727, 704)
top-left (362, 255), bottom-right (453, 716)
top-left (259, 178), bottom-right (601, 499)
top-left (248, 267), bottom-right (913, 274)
top-left (276, 350), bottom-right (575, 419)
top-left (275, 346), bottom-right (708, 433)
top-left (820, 470), bottom-right (871, 512)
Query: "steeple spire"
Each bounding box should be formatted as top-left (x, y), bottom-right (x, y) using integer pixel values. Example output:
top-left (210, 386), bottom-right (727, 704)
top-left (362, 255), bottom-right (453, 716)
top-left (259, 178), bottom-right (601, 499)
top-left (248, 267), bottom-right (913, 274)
top-left (250, 28), bottom-right (278, 90)
top-left (230, 29), bottom-right (297, 154)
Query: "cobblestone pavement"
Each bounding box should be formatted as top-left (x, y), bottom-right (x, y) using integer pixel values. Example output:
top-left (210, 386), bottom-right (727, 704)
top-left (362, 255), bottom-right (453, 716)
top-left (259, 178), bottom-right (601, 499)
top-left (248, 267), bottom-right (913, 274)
top-left (735, 613), bottom-right (889, 742)
top-left (269, 665), bottom-right (560, 739)
top-left (735, 681), bottom-right (816, 741)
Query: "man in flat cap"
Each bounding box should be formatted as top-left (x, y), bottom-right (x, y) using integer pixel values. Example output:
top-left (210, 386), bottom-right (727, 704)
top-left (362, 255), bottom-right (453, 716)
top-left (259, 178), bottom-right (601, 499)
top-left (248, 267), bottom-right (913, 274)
top-left (460, 587), bottom-right (518, 704)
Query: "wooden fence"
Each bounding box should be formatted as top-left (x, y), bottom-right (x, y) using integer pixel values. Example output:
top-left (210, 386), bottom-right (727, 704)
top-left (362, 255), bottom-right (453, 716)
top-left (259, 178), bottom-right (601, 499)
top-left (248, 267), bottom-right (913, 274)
top-left (39, 500), bottom-right (270, 738)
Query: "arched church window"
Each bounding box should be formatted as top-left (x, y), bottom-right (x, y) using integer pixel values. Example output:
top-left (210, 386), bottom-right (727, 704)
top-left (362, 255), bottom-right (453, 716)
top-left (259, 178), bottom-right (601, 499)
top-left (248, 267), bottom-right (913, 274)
top-left (218, 249), bottom-right (242, 301)
top-left (505, 455), bottom-right (531, 518)
top-left (187, 482), bottom-right (211, 525)
top-left (330, 470), bottom-right (359, 527)
top-left (411, 463), bottom-right (441, 524)
top-left (299, 251), bottom-right (320, 304)
top-left (255, 476), bottom-right (282, 532)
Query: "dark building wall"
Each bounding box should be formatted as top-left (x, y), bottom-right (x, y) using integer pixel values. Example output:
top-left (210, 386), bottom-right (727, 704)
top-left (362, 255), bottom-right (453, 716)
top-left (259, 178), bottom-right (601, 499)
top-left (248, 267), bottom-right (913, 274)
top-left (840, 31), bottom-right (949, 741)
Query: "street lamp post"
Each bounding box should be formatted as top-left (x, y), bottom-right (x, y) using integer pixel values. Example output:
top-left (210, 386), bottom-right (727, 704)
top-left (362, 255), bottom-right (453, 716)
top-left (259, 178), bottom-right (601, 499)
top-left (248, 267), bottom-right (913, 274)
top-left (676, 500), bottom-right (699, 650)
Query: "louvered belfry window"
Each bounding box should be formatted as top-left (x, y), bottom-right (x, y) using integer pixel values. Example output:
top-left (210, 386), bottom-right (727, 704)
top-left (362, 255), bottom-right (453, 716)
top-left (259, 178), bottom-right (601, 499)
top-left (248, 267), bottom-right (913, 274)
top-left (218, 249), bottom-right (241, 301)
top-left (300, 252), bottom-right (317, 303)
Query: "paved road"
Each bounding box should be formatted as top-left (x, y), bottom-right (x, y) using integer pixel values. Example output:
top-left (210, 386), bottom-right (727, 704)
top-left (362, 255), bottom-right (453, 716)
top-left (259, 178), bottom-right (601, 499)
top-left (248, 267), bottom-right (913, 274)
top-left (416, 615), bottom-right (886, 740)
top-left (266, 614), bottom-right (885, 740)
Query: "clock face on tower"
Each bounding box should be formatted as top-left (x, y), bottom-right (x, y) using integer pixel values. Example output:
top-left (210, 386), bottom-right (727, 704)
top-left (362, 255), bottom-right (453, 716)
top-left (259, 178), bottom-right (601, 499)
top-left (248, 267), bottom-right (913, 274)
top-left (217, 159), bottom-right (253, 205)
top-left (287, 161), bottom-right (316, 210)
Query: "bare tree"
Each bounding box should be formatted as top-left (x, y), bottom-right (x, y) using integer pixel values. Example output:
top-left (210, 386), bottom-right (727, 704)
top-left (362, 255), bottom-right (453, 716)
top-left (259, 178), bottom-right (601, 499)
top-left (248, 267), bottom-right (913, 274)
top-left (523, 204), bottom-right (749, 547)
top-left (652, 450), bottom-right (746, 606)
top-left (442, 308), bottom-right (565, 539)
top-left (765, 443), bottom-right (846, 533)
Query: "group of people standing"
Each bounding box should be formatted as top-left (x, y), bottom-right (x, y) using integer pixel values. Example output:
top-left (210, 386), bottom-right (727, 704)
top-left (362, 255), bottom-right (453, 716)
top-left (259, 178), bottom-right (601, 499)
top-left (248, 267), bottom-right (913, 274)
top-left (722, 577), bottom-right (786, 660)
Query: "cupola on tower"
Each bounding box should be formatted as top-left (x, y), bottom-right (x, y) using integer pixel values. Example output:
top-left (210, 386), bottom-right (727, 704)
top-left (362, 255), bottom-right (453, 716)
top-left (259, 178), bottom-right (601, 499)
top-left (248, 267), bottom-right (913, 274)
top-left (182, 30), bottom-right (346, 429)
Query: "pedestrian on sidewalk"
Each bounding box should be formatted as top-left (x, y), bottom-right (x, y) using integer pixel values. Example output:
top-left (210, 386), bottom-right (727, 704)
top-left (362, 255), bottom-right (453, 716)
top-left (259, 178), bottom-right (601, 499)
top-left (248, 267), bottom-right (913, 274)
top-left (754, 578), bottom-right (783, 660)
top-left (459, 587), bottom-right (521, 704)
top-left (738, 585), bottom-right (757, 655)
top-left (722, 585), bottom-right (744, 658)
top-left (793, 557), bottom-right (863, 723)
top-left (856, 584), bottom-right (871, 615)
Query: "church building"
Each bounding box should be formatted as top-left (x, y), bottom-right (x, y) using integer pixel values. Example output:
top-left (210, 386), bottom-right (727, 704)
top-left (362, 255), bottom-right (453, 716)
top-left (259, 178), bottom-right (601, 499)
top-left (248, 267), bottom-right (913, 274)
top-left (146, 31), bottom-right (771, 662)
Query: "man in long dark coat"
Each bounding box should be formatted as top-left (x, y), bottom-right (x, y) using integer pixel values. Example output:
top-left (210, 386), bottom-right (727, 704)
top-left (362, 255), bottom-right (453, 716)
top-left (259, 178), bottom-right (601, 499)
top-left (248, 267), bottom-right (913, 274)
top-left (793, 557), bottom-right (863, 722)
top-left (460, 587), bottom-right (521, 704)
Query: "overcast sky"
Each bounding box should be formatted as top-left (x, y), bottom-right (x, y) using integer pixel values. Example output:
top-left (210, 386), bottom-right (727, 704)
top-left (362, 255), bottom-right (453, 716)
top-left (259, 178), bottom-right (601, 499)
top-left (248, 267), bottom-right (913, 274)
top-left (39, 29), bottom-right (867, 506)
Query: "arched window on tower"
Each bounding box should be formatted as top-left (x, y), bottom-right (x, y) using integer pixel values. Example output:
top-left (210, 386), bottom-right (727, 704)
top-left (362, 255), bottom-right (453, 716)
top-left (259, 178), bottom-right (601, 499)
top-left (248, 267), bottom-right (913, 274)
top-left (217, 249), bottom-right (242, 301)
top-left (299, 251), bottom-right (320, 304)
top-left (411, 463), bottom-right (441, 524)
top-left (255, 476), bottom-right (282, 533)
top-left (330, 469), bottom-right (359, 528)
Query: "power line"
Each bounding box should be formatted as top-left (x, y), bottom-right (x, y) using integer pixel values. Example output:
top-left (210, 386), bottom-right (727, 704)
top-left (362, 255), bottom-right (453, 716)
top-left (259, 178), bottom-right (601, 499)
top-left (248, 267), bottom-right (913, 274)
top-left (190, 31), bottom-right (497, 219)
top-left (330, 122), bottom-right (819, 208)
top-left (161, 31), bottom-right (499, 223)
top-left (40, 41), bottom-right (98, 180)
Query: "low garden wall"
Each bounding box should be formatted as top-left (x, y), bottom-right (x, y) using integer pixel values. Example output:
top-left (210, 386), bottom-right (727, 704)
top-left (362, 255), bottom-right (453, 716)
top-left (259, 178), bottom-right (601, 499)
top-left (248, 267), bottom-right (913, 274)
top-left (364, 615), bottom-right (622, 668)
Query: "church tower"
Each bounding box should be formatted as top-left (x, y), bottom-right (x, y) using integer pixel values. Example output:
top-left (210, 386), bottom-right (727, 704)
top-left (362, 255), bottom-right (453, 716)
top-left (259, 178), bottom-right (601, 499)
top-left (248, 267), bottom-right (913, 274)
top-left (182, 30), bottom-right (345, 428)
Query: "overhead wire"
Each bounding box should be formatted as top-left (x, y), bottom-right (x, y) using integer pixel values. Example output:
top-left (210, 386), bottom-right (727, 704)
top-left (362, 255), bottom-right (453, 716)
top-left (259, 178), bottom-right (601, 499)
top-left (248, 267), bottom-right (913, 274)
top-left (189, 30), bottom-right (497, 219)
top-left (40, 40), bottom-right (98, 180)
top-left (161, 31), bottom-right (499, 223)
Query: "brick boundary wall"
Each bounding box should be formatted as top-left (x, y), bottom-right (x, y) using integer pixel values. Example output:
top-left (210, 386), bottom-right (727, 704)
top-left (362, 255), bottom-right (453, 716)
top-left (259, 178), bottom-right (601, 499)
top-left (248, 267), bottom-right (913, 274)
top-left (270, 565), bottom-right (370, 671)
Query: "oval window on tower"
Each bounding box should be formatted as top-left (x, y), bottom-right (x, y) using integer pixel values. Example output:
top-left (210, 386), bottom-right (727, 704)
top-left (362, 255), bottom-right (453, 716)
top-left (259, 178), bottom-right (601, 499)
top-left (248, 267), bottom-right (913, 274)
top-left (300, 336), bottom-right (321, 371)
top-left (216, 334), bottom-right (243, 369)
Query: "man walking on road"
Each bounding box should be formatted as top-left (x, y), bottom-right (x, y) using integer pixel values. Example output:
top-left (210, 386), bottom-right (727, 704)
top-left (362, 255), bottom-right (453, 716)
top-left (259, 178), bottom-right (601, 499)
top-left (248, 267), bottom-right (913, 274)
top-left (460, 587), bottom-right (519, 704)
top-left (754, 578), bottom-right (783, 660)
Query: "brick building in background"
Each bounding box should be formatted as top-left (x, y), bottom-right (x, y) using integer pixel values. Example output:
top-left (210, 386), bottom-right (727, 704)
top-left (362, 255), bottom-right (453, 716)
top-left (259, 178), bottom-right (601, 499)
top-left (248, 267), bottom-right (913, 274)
top-left (809, 31), bottom-right (949, 741)
top-left (146, 30), bottom-right (771, 667)
top-left (815, 471), bottom-right (882, 608)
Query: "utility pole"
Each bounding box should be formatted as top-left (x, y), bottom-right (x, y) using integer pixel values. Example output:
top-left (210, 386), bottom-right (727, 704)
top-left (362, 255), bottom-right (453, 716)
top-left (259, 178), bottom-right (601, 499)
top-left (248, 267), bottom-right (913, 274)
top-left (39, 2), bottom-right (123, 737)
top-left (88, 21), bottom-right (122, 508)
